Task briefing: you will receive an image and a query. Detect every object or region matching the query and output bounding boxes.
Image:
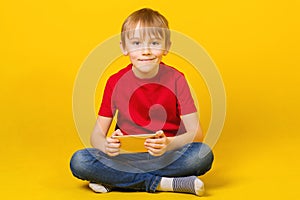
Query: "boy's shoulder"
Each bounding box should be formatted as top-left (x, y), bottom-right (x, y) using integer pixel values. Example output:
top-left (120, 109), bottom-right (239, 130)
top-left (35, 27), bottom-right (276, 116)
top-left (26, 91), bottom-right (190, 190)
top-left (107, 64), bottom-right (132, 83)
top-left (160, 62), bottom-right (185, 78)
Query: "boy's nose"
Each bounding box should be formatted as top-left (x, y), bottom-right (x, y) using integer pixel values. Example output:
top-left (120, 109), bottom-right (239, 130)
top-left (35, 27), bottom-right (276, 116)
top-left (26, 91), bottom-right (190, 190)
top-left (141, 45), bottom-right (151, 55)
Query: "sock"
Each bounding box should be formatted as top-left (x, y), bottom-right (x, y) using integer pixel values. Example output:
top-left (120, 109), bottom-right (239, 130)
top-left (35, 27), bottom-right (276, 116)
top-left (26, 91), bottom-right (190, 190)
top-left (88, 182), bottom-right (112, 193)
top-left (157, 176), bottom-right (205, 196)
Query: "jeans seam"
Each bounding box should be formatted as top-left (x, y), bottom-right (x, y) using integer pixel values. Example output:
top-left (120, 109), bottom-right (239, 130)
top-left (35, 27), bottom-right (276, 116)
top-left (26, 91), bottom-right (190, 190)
top-left (149, 176), bottom-right (161, 193)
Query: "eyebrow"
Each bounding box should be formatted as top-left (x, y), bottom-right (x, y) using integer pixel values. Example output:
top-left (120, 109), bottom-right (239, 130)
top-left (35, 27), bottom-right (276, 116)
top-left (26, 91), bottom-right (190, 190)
top-left (128, 37), bottom-right (163, 41)
top-left (128, 37), bottom-right (141, 40)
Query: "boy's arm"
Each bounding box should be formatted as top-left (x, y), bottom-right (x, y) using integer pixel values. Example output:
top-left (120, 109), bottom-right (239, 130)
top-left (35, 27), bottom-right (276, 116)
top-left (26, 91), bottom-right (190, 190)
top-left (90, 116), bottom-right (113, 152)
top-left (166, 112), bottom-right (204, 150)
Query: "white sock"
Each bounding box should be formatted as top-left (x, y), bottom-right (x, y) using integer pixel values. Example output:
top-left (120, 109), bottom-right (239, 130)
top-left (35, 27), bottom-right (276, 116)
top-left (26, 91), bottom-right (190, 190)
top-left (157, 177), bottom-right (174, 192)
top-left (88, 182), bottom-right (111, 193)
top-left (157, 176), bottom-right (205, 196)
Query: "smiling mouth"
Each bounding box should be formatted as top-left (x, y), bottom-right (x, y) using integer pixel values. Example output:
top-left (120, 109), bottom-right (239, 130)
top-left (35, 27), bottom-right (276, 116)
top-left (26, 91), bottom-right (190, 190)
top-left (138, 58), bottom-right (156, 61)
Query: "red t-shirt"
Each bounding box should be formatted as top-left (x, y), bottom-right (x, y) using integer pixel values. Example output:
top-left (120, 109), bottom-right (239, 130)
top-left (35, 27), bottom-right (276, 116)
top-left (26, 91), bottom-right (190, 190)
top-left (98, 63), bottom-right (197, 137)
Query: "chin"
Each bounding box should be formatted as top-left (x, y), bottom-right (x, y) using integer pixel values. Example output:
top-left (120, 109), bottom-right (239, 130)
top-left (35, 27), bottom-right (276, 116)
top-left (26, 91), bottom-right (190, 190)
top-left (138, 62), bottom-right (158, 69)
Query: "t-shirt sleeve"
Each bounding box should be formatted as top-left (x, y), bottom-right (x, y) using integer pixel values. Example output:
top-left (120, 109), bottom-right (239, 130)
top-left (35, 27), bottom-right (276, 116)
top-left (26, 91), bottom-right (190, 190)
top-left (98, 77), bottom-right (116, 117)
top-left (176, 74), bottom-right (197, 115)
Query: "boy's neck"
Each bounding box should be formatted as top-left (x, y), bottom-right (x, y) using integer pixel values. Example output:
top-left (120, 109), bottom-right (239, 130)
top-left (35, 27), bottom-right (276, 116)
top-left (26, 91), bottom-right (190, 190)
top-left (131, 63), bottom-right (160, 79)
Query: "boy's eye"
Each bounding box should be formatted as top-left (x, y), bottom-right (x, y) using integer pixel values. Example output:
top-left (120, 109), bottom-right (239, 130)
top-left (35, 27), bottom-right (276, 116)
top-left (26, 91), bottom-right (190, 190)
top-left (151, 41), bottom-right (160, 45)
top-left (132, 41), bottom-right (141, 45)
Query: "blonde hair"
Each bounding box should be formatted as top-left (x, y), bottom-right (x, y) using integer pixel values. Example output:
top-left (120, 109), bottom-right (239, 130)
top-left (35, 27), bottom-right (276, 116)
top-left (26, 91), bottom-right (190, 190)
top-left (121, 8), bottom-right (170, 48)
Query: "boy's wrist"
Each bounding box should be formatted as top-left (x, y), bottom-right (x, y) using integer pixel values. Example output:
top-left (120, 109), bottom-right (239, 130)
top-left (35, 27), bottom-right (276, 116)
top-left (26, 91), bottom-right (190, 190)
top-left (165, 136), bottom-right (174, 151)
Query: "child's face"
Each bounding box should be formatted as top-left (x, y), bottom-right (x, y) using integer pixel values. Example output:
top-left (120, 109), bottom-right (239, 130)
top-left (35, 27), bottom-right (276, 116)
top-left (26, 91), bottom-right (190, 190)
top-left (121, 26), bottom-right (170, 79)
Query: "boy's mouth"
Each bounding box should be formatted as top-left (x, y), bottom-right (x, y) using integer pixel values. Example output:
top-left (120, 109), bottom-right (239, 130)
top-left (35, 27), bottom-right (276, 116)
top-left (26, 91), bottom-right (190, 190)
top-left (138, 58), bottom-right (156, 61)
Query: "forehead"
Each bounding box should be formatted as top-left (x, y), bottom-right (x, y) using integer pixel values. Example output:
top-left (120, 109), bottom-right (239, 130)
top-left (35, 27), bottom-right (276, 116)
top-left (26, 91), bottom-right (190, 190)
top-left (125, 26), bottom-right (165, 40)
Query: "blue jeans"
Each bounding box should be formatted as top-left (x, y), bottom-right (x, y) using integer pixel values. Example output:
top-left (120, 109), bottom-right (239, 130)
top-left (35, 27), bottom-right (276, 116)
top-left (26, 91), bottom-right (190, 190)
top-left (70, 142), bottom-right (213, 193)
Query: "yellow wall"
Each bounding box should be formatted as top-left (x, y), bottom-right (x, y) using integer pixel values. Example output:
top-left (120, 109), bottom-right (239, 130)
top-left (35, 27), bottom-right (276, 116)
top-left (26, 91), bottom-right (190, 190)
top-left (1, 0), bottom-right (299, 199)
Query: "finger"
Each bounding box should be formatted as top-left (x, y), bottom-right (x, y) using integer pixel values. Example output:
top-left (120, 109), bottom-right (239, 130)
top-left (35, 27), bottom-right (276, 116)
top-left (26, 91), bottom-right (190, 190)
top-left (145, 138), bottom-right (164, 144)
top-left (148, 150), bottom-right (159, 157)
top-left (107, 142), bottom-right (121, 148)
top-left (107, 137), bottom-right (120, 143)
top-left (112, 129), bottom-right (124, 137)
top-left (147, 148), bottom-right (164, 156)
top-left (107, 151), bottom-right (120, 157)
top-left (106, 147), bottom-right (120, 153)
top-left (106, 146), bottom-right (120, 154)
top-left (155, 130), bottom-right (165, 137)
top-left (144, 142), bottom-right (164, 149)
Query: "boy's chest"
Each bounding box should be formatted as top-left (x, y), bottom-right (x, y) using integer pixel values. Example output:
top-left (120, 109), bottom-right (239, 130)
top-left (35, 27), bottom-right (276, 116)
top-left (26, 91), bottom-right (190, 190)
top-left (114, 82), bottom-right (178, 112)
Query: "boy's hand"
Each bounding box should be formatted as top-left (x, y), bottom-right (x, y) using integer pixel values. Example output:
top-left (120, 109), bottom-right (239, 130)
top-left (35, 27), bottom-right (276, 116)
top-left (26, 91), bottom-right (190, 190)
top-left (144, 130), bottom-right (169, 156)
top-left (105, 129), bottom-right (123, 156)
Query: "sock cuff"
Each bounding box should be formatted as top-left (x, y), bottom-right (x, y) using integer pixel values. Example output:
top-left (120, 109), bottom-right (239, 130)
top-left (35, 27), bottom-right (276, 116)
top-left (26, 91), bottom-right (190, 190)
top-left (172, 176), bottom-right (197, 194)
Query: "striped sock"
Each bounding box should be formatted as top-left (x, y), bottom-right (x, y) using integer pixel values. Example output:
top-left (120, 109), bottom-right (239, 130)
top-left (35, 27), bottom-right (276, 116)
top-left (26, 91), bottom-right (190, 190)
top-left (88, 182), bottom-right (112, 193)
top-left (157, 176), bottom-right (205, 196)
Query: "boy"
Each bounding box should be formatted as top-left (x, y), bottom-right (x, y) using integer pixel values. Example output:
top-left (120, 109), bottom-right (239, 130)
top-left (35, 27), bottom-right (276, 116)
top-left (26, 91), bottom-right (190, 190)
top-left (70, 8), bottom-right (213, 196)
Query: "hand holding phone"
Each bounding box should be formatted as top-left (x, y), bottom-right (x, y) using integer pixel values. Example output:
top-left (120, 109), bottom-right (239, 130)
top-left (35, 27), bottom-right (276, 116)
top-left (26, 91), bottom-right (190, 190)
top-left (144, 130), bottom-right (169, 156)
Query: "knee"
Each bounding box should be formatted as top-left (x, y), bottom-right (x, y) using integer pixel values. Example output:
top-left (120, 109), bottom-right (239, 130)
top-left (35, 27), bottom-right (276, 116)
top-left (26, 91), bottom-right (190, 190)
top-left (189, 143), bottom-right (214, 175)
top-left (199, 143), bottom-right (214, 175)
top-left (187, 142), bottom-right (213, 157)
top-left (198, 143), bottom-right (214, 159)
top-left (69, 149), bottom-right (92, 179)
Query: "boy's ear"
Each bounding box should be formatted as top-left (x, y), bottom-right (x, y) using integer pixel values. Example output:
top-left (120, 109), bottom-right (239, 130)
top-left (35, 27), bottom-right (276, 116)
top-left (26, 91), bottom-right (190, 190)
top-left (120, 41), bottom-right (128, 55)
top-left (163, 41), bottom-right (172, 56)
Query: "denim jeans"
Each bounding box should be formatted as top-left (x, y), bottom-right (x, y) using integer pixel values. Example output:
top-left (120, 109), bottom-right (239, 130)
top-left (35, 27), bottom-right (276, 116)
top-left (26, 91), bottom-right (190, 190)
top-left (70, 142), bottom-right (213, 193)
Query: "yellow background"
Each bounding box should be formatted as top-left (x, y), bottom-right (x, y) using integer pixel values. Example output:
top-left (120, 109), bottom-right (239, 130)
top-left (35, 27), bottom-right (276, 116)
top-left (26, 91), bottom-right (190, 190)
top-left (1, 0), bottom-right (299, 199)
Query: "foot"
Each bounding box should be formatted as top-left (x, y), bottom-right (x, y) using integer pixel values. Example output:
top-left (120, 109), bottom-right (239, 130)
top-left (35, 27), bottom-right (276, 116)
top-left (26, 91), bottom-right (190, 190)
top-left (88, 182), bottom-right (111, 193)
top-left (157, 176), bottom-right (205, 196)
